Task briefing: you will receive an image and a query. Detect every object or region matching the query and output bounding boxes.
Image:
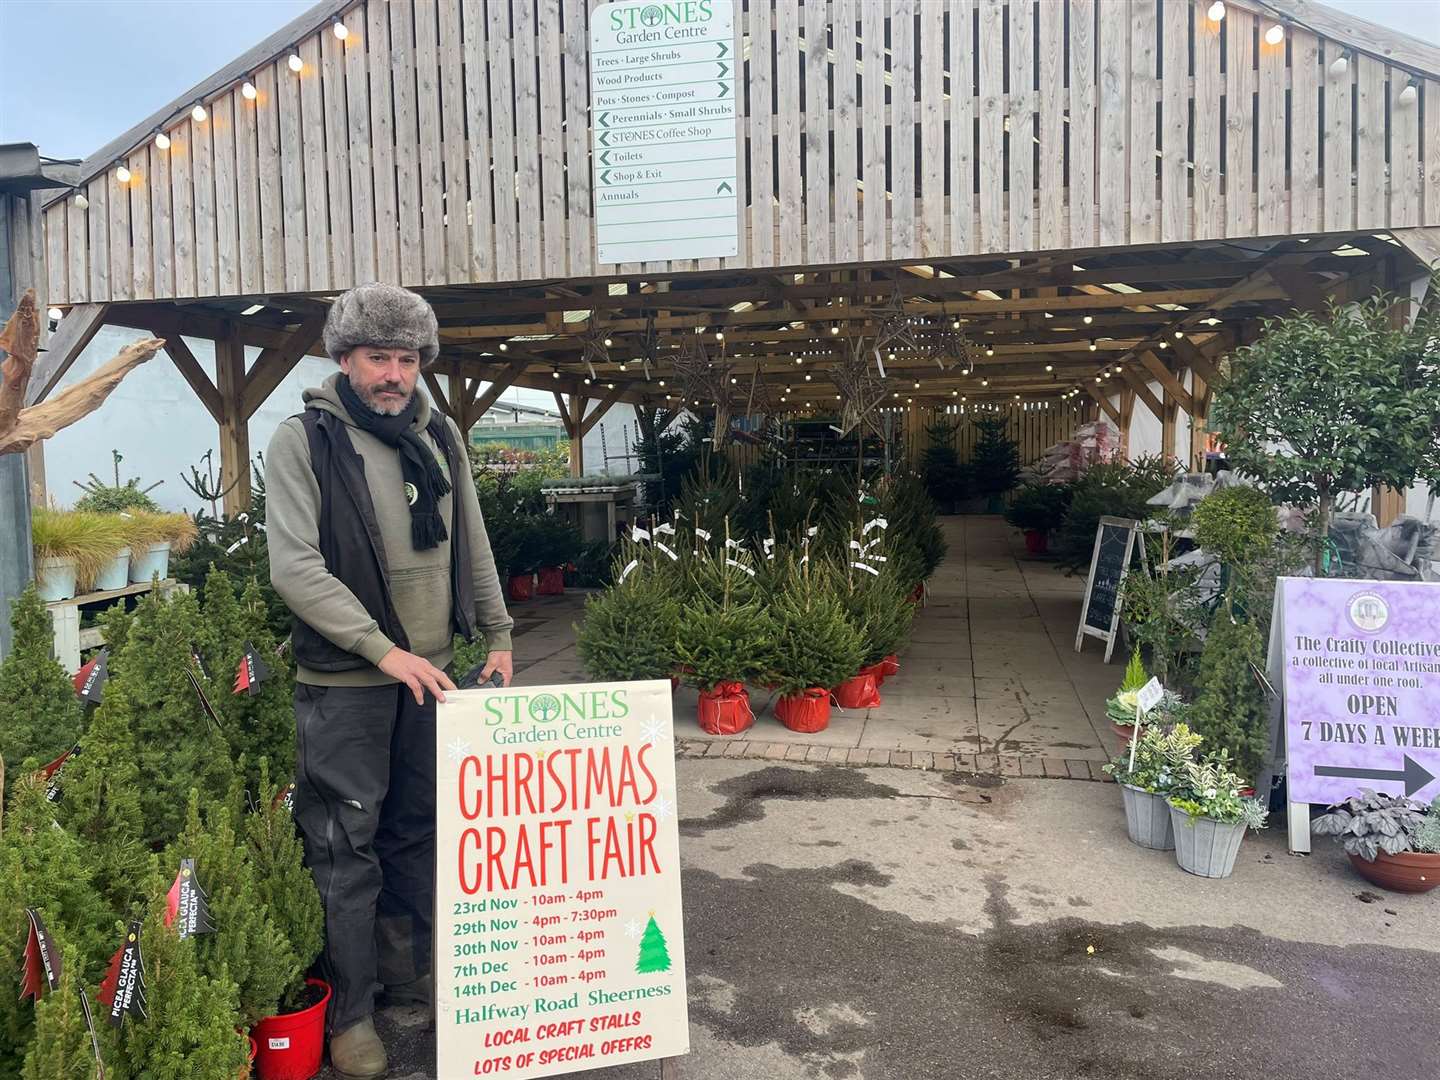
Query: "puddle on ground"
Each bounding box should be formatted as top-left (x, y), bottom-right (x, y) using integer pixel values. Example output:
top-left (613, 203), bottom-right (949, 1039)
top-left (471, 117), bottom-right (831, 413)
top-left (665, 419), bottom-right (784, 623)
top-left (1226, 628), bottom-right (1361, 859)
top-left (679, 766), bottom-right (902, 834)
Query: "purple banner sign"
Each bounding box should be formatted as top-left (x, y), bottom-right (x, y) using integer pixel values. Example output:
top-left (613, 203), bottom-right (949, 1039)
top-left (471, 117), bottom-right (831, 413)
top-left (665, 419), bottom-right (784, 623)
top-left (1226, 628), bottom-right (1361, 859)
top-left (1282, 579), bottom-right (1440, 806)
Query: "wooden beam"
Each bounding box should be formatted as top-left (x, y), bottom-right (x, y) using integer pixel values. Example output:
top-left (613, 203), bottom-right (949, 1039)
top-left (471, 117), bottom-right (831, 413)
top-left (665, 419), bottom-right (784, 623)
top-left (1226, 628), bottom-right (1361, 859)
top-left (1170, 335), bottom-right (1226, 388)
top-left (568, 393), bottom-right (585, 476)
top-left (25, 303), bottom-right (107, 405)
top-left (1118, 388), bottom-right (1136, 454)
top-left (470, 357), bottom-right (532, 418)
top-left (1265, 263), bottom-right (1332, 315)
top-left (239, 311), bottom-right (326, 420)
top-left (1119, 367), bottom-right (1164, 420)
top-left (1084, 384), bottom-right (1122, 426)
top-left (580, 384), bottom-right (626, 438)
top-left (553, 391), bottom-right (575, 437)
top-left (1161, 388), bottom-right (1178, 464)
top-left (163, 336), bottom-right (223, 424)
top-left (423, 370), bottom-right (455, 420)
top-left (1136, 350), bottom-right (1194, 415)
top-left (213, 325), bottom-right (251, 516)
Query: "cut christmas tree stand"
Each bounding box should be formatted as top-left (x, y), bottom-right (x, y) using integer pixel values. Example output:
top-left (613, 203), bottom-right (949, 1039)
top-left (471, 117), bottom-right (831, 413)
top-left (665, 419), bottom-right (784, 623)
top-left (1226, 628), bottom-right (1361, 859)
top-left (251, 978), bottom-right (331, 1080)
top-left (697, 682), bottom-right (753, 735)
top-left (834, 669), bottom-right (881, 709)
top-left (774, 688), bottom-right (833, 733)
top-left (508, 573), bottom-right (534, 602)
top-left (536, 566), bottom-right (566, 595)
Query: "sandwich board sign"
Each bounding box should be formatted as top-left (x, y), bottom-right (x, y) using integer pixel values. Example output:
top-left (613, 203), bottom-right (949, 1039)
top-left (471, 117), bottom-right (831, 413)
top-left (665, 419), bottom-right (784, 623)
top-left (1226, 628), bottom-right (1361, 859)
top-left (435, 680), bottom-right (689, 1078)
top-left (589, 0), bottom-right (739, 263)
top-left (1269, 578), bottom-right (1440, 853)
top-left (1075, 517), bottom-right (1145, 662)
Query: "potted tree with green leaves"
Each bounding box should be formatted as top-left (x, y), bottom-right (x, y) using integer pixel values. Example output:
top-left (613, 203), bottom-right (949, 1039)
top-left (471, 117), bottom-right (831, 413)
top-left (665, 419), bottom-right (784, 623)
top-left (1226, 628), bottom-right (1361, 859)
top-left (1003, 481), bottom-right (1073, 555)
top-left (765, 560), bottom-right (865, 733)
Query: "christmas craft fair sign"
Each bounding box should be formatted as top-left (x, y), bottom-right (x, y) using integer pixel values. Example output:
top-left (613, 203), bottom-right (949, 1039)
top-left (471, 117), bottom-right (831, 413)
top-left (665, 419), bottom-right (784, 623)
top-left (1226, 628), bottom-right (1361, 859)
top-left (435, 680), bottom-right (689, 1078)
top-left (1280, 579), bottom-right (1440, 806)
top-left (590, 0), bottom-right (738, 263)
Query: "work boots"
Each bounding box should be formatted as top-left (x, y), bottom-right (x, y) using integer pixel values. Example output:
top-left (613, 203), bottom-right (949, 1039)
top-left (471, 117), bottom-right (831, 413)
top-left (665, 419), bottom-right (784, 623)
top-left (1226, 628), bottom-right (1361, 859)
top-left (329, 1016), bottom-right (388, 1080)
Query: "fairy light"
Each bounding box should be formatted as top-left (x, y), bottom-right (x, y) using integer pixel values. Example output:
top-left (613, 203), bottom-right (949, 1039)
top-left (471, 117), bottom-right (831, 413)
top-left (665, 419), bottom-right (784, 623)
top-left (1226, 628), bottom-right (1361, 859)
top-left (114, 163), bottom-right (131, 184)
top-left (47, 306), bottom-right (63, 321)
top-left (191, 103), bottom-right (208, 123)
top-left (73, 193), bottom-right (88, 209)
top-left (1207, 2), bottom-right (1226, 23)
top-left (288, 53), bottom-right (304, 73)
top-left (333, 20), bottom-right (349, 40)
top-left (154, 132), bottom-right (171, 151)
top-left (242, 81), bottom-right (258, 101)
top-left (1264, 23), bottom-right (1284, 46)
top-left (1082, 315), bottom-right (1093, 325)
top-left (1329, 51), bottom-right (1349, 78)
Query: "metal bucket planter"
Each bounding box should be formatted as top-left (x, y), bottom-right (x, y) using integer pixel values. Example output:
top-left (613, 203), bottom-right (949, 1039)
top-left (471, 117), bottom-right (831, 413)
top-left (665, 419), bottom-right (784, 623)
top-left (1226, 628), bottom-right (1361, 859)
top-left (1168, 803), bottom-right (1246, 878)
top-left (94, 546), bottom-right (132, 591)
top-left (1119, 783), bottom-right (1174, 850)
top-left (35, 556), bottom-right (79, 601)
top-left (128, 541), bottom-right (171, 583)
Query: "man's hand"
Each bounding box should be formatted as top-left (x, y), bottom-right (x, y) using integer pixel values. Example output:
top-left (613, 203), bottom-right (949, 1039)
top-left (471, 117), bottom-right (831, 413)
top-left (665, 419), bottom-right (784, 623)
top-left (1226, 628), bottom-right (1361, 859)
top-left (479, 650), bottom-right (514, 688)
top-left (378, 646), bottom-right (458, 705)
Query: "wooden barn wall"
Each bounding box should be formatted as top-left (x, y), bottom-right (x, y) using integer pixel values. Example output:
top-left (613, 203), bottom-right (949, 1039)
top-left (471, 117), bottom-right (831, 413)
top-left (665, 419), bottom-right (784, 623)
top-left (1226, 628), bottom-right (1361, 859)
top-left (911, 402), bottom-right (1085, 469)
top-left (44, 0), bottom-right (1440, 304)
top-left (3, 191), bottom-right (49, 346)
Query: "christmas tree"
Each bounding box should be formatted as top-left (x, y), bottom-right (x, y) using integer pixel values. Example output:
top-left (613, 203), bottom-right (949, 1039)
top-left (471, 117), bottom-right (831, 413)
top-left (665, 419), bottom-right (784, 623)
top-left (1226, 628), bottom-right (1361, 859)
top-left (0, 775), bottom-right (115, 1075)
top-left (161, 790), bottom-right (298, 1027)
top-left (104, 587), bottom-right (234, 847)
top-left (242, 761), bottom-right (324, 1009)
top-left (765, 558), bottom-right (865, 695)
top-left (1189, 616), bottom-right (1270, 783)
top-left (21, 943), bottom-right (103, 1080)
top-left (107, 900), bottom-right (249, 1080)
top-left (634, 915), bottom-right (671, 975)
top-left (576, 543), bottom-right (682, 682)
top-left (0, 584), bottom-right (84, 773)
top-left (969, 415), bottom-right (1021, 498)
top-left (55, 679), bottom-right (152, 915)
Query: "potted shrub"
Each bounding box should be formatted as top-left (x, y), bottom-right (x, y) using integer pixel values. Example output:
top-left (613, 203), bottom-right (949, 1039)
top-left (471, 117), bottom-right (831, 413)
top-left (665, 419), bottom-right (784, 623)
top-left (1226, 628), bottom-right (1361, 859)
top-left (675, 540), bottom-right (771, 735)
top-left (766, 561), bottom-right (865, 734)
top-left (1166, 752), bottom-right (1269, 878)
top-left (1003, 482), bottom-right (1072, 555)
top-left (124, 511), bottom-right (198, 584)
top-left (575, 548), bottom-right (681, 685)
top-left (1105, 648), bottom-right (1150, 743)
top-left (970, 415), bottom-right (1021, 513)
top-left (1103, 722), bottom-right (1202, 850)
top-left (1313, 791), bottom-right (1440, 894)
top-left (535, 516), bottom-right (581, 596)
top-left (30, 507), bottom-right (128, 600)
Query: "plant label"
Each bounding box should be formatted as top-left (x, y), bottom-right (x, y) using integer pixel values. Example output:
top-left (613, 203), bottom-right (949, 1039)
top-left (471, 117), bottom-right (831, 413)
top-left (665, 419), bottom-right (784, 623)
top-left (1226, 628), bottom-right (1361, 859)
top-left (1136, 678), bottom-right (1164, 716)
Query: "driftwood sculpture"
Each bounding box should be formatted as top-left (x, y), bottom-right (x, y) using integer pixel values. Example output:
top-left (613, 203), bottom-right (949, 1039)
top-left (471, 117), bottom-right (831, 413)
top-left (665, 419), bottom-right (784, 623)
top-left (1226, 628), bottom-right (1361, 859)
top-left (0, 290), bottom-right (163, 456)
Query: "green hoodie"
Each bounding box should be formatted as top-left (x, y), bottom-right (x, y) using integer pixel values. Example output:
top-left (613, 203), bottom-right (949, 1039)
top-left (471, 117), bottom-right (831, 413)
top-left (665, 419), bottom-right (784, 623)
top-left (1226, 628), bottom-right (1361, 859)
top-left (265, 373), bottom-right (513, 687)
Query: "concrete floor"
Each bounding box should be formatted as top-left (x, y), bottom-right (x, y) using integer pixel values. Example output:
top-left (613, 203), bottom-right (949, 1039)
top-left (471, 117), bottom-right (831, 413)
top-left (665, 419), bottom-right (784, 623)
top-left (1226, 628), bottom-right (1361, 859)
top-left (515, 516), bottom-right (1118, 765)
top-left (359, 761), bottom-right (1440, 1080)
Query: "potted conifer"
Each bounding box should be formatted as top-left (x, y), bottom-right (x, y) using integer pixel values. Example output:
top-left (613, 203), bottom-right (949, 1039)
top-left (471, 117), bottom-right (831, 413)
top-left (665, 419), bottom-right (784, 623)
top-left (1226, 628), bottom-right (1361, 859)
top-left (675, 536), bottom-right (771, 735)
top-left (835, 561), bottom-right (911, 709)
top-left (0, 584), bottom-right (85, 772)
top-left (575, 545), bottom-right (681, 686)
top-left (1003, 482), bottom-right (1073, 555)
top-left (767, 560), bottom-right (865, 733)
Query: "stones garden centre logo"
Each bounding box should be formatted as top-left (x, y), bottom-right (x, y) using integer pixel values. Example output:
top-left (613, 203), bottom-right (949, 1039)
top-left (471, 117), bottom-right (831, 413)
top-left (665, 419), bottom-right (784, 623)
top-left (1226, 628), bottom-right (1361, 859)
top-left (609, 0), bottom-right (716, 31)
top-left (528, 693), bottom-right (562, 722)
top-left (1347, 591), bottom-right (1389, 633)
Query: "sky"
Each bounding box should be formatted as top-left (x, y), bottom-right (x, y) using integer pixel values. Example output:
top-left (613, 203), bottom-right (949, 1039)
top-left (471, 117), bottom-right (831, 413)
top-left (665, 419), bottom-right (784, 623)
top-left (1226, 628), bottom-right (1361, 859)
top-left (3, 0), bottom-right (1438, 163)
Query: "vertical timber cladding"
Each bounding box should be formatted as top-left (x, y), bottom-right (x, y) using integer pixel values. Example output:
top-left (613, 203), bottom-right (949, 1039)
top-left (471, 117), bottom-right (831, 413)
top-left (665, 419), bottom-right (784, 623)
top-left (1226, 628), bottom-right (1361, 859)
top-left (589, 0), bottom-right (739, 263)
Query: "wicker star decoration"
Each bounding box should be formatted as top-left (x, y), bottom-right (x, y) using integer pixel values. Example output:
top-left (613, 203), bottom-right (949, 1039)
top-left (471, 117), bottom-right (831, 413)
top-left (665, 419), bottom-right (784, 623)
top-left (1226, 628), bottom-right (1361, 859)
top-left (872, 282), bottom-right (922, 359)
top-left (580, 323), bottom-right (610, 381)
top-left (673, 333), bottom-right (736, 446)
top-left (832, 335), bottom-right (890, 437)
top-left (927, 327), bottom-right (973, 372)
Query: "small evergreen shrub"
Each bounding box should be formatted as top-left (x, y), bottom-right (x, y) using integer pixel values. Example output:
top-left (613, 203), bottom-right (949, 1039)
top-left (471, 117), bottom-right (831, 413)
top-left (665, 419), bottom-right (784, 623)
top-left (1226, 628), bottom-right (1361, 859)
top-left (0, 584), bottom-right (84, 773)
top-left (1190, 616), bottom-right (1270, 783)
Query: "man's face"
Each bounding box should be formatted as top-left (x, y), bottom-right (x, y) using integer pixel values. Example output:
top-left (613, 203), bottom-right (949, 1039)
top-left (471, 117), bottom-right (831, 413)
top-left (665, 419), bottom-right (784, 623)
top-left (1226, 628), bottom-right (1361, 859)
top-left (340, 346), bottom-right (421, 416)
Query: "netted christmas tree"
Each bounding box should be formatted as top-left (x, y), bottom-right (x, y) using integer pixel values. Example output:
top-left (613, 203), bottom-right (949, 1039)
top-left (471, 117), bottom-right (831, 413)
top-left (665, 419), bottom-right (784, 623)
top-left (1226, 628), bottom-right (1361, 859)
top-left (160, 790), bottom-right (298, 1027)
top-left (197, 567), bottom-right (296, 784)
top-left (0, 584), bottom-right (84, 773)
top-left (1189, 615), bottom-right (1270, 783)
top-left (55, 679), bottom-right (152, 915)
top-left (21, 943), bottom-right (103, 1080)
top-left (242, 761), bottom-right (324, 1009)
top-left (0, 775), bottom-right (115, 1074)
top-left (106, 898), bottom-right (249, 1080)
top-left (634, 915), bottom-right (672, 974)
top-left (577, 542), bottom-right (682, 682)
top-left (105, 588), bottom-right (234, 847)
top-left (765, 559), bottom-right (865, 695)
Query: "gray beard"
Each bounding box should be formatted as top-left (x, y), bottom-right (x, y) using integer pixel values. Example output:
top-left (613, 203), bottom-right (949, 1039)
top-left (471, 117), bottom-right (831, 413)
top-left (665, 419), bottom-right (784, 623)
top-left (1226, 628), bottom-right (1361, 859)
top-left (357, 385), bottom-right (414, 416)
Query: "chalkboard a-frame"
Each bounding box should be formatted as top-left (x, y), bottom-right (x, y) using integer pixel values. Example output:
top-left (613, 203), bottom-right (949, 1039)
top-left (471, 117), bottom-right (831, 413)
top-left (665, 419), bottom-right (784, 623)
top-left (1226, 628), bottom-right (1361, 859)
top-left (1075, 516), bottom-right (1143, 663)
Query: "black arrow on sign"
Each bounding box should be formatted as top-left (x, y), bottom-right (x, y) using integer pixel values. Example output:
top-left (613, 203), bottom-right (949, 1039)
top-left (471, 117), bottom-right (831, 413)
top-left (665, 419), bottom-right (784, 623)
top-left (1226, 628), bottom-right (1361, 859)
top-left (1314, 754), bottom-right (1436, 797)
top-left (600, 150), bottom-right (612, 166)
top-left (717, 61), bottom-right (729, 79)
top-left (601, 169), bottom-right (613, 185)
top-left (716, 41), bottom-right (729, 59)
top-left (600, 131), bottom-right (612, 147)
top-left (599, 112), bottom-right (611, 128)
top-left (716, 181), bottom-right (733, 194)
top-left (718, 81), bottom-right (729, 98)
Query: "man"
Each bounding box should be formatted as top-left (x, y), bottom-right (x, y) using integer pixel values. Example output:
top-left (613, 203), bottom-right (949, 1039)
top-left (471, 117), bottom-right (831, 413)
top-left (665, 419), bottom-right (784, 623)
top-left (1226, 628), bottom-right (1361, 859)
top-left (267, 282), bottom-right (514, 1078)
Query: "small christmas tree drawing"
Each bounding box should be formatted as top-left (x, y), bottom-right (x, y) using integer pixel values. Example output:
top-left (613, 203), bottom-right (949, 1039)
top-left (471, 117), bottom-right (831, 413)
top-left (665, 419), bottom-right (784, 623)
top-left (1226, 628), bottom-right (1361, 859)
top-left (634, 914), bottom-right (671, 975)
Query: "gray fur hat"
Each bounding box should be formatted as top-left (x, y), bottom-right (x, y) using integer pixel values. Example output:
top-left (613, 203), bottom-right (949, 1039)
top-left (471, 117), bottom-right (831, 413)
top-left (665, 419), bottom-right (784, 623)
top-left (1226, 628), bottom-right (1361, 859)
top-left (323, 282), bottom-right (440, 366)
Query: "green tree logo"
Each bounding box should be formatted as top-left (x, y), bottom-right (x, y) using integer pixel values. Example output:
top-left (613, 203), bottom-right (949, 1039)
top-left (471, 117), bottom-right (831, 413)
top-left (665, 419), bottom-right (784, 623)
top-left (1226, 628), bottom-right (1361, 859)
top-left (639, 5), bottom-right (664, 28)
top-left (528, 694), bottom-right (562, 723)
top-left (635, 914), bottom-right (671, 974)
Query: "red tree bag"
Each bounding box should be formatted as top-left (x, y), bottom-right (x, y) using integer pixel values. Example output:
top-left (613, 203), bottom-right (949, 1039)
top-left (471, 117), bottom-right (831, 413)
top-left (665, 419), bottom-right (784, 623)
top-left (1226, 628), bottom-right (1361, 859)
top-left (697, 682), bottom-right (753, 735)
top-left (834, 670), bottom-right (881, 710)
top-left (508, 574), bottom-right (534, 602)
top-left (536, 566), bottom-right (565, 595)
top-left (253, 978), bottom-right (330, 1080)
top-left (878, 655), bottom-right (900, 683)
top-left (774, 687), bottom-right (832, 733)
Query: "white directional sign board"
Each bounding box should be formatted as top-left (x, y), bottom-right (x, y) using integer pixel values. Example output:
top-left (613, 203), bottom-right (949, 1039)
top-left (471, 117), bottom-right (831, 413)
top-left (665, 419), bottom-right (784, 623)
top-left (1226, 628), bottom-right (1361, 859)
top-left (590, 0), bottom-right (738, 264)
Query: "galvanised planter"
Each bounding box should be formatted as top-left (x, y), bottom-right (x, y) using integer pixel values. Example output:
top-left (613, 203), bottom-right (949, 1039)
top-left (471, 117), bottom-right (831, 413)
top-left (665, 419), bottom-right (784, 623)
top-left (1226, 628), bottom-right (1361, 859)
top-left (1120, 783), bottom-right (1174, 850)
top-left (1168, 803), bottom-right (1246, 879)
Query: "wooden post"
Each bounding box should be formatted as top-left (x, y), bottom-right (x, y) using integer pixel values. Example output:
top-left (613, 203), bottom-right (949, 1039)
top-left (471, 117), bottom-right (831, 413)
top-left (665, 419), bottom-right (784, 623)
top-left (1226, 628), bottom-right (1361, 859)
top-left (1189, 372), bottom-right (1211, 472)
top-left (214, 324), bottom-right (251, 516)
top-left (569, 393), bottom-right (586, 477)
top-left (1160, 387), bottom-right (1178, 465)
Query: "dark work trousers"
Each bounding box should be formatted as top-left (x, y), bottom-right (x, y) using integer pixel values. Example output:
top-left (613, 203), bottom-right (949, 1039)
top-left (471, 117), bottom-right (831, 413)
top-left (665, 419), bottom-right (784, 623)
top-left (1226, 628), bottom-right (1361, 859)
top-left (293, 682), bottom-right (436, 1035)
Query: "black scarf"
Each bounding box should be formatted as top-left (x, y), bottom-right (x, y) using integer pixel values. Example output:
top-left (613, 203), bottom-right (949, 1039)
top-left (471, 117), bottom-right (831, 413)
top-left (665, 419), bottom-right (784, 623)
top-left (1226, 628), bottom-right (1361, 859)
top-left (337, 376), bottom-right (453, 550)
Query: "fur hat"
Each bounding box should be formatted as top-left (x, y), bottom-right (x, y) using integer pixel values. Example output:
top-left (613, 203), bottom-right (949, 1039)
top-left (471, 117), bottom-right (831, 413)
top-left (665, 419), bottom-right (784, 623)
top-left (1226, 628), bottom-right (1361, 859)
top-left (323, 282), bottom-right (440, 366)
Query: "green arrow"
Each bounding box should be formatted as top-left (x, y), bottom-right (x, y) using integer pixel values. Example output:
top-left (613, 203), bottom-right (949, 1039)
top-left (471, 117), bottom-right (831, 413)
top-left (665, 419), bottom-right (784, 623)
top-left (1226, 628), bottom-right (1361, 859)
top-left (599, 112), bottom-right (611, 127)
top-left (716, 41), bottom-right (729, 58)
top-left (600, 131), bottom-right (612, 146)
top-left (717, 181), bottom-right (732, 194)
top-left (717, 61), bottom-right (729, 79)
top-left (718, 81), bottom-right (729, 98)
top-left (600, 150), bottom-right (613, 166)
top-left (601, 169), bottom-right (613, 185)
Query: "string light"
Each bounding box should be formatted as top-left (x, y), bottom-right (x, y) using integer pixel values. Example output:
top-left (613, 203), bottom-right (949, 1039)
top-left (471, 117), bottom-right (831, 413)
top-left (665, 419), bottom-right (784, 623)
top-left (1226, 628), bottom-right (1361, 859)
top-left (715, 331), bottom-right (724, 341)
top-left (1045, 364), bottom-right (1053, 372)
top-left (1264, 23), bottom-right (1284, 46)
top-left (498, 342), bottom-right (508, 351)
top-left (72, 193), bottom-right (88, 209)
top-left (603, 337), bottom-right (612, 347)
top-left (1082, 315), bottom-right (1093, 325)
top-left (191, 103), bottom-right (208, 123)
top-left (1398, 78), bottom-right (1418, 106)
top-left (1329, 51), bottom-right (1349, 78)
top-left (332, 20), bottom-right (349, 39)
top-left (154, 132), bottom-right (171, 151)
top-left (47, 306), bottom-right (63, 321)
top-left (985, 347), bottom-right (995, 357)
top-left (552, 369), bottom-right (560, 379)
top-left (114, 164), bottom-right (132, 184)
top-left (830, 325), bottom-right (840, 335)
top-left (242, 81), bottom-right (258, 101)
top-left (288, 53), bottom-right (304, 73)
top-left (1088, 340), bottom-right (1097, 351)
top-left (1207, 2), bottom-right (1226, 23)
top-left (1174, 330), bottom-right (1184, 339)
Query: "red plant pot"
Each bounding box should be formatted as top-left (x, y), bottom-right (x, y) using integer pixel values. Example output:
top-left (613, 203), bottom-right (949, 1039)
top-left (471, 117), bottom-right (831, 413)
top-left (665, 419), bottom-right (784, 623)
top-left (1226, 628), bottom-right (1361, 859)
top-left (697, 682), bottom-right (753, 735)
top-left (834, 671), bottom-right (881, 710)
top-left (879, 655), bottom-right (900, 683)
top-left (1348, 850), bottom-right (1440, 894)
top-left (508, 573), bottom-right (534, 602)
top-left (670, 675), bottom-right (681, 694)
top-left (536, 566), bottom-right (565, 595)
top-left (775, 688), bottom-right (832, 733)
top-left (252, 978), bottom-right (331, 1080)
top-left (1111, 721), bottom-right (1138, 744)
top-left (1023, 529), bottom-right (1049, 554)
